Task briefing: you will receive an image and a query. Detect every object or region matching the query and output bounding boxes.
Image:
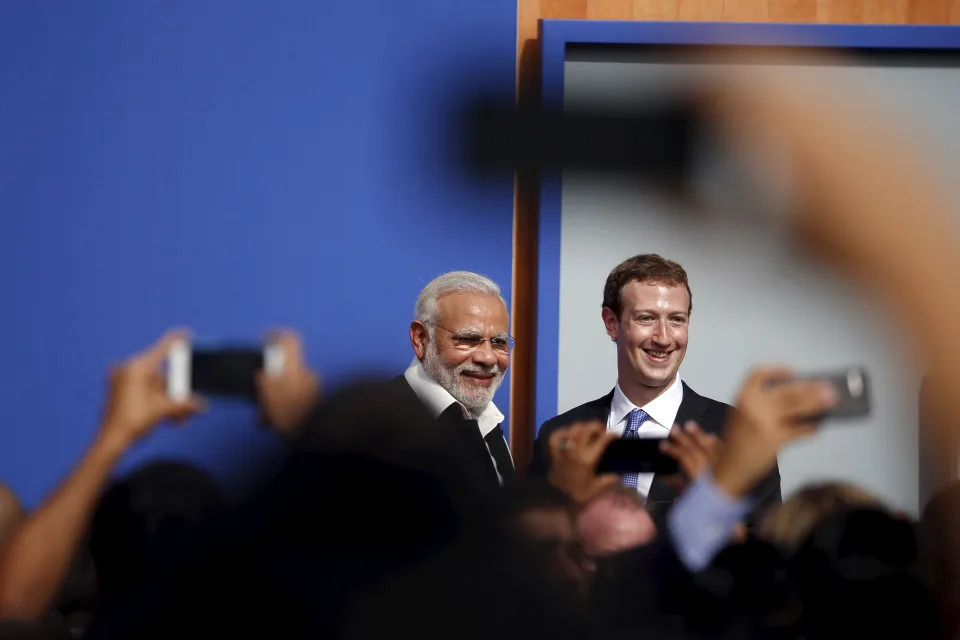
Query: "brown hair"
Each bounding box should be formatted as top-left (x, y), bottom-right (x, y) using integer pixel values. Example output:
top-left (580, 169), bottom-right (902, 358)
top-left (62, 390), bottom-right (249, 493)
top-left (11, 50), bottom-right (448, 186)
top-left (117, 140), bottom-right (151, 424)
top-left (602, 254), bottom-right (692, 319)
top-left (584, 483), bottom-right (647, 510)
top-left (758, 482), bottom-right (884, 552)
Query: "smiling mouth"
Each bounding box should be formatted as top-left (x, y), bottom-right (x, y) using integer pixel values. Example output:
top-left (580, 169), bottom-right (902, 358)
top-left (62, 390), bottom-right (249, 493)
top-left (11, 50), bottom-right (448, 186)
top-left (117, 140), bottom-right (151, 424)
top-left (642, 349), bottom-right (672, 363)
top-left (462, 371), bottom-right (496, 386)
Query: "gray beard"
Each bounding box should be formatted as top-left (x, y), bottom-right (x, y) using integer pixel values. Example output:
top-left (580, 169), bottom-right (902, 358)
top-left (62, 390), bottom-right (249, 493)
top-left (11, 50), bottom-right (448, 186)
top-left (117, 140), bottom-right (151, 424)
top-left (422, 341), bottom-right (503, 411)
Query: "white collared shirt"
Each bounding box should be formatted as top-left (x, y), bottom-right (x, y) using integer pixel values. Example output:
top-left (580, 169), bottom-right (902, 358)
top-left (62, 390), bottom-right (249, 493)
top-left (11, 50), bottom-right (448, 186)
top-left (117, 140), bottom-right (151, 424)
top-left (607, 375), bottom-right (684, 500)
top-left (403, 357), bottom-right (511, 483)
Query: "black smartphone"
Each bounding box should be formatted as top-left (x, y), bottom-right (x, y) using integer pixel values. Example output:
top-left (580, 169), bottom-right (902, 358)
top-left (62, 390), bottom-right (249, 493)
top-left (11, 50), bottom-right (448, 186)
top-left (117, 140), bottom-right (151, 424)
top-left (595, 438), bottom-right (680, 475)
top-left (166, 340), bottom-right (285, 400)
top-left (459, 95), bottom-right (702, 180)
top-left (458, 92), bottom-right (806, 226)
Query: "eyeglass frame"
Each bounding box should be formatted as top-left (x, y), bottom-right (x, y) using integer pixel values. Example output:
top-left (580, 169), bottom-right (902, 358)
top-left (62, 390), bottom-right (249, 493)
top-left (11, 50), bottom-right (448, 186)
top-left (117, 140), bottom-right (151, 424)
top-left (425, 322), bottom-right (516, 354)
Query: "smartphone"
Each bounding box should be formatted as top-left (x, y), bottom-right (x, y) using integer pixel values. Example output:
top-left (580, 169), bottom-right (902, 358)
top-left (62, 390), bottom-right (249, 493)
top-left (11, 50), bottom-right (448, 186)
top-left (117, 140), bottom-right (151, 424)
top-left (595, 438), bottom-right (680, 475)
top-left (458, 95), bottom-right (796, 224)
top-left (460, 96), bottom-right (701, 179)
top-left (772, 367), bottom-right (871, 421)
top-left (166, 340), bottom-right (285, 401)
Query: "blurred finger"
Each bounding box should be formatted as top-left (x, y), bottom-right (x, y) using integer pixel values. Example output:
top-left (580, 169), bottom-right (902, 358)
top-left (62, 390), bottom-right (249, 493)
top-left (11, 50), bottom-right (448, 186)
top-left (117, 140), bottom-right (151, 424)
top-left (148, 373), bottom-right (167, 393)
top-left (696, 431), bottom-right (720, 446)
top-left (659, 439), bottom-right (681, 461)
top-left (747, 366), bottom-right (795, 391)
top-left (264, 329), bottom-right (304, 365)
top-left (568, 419), bottom-right (606, 433)
top-left (661, 437), bottom-right (705, 466)
top-left (568, 423), bottom-right (602, 448)
top-left (683, 420), bottom-right (703, 435)
top-left (592, 473), bottom-right (620, 496)
top-left (664, 474), bottom-right (688, 496)
top-left (167, 397), bottom-right (204, 423)
top-left (774, 380), bottom-right (838, 420)
top-left (254, 371), bottom-right (271, 396)
top-left (668, 425), bottom-right (693, 449)
top-left (696, 433), bottom-right (723, 460)
top-left (676, 422), bottom-right (715, 459)
top-left (583, 422), bottom-right (610, 445)
top-left (662, 437), bottom-right (711, 479)
top-left (566, 426), bottom-right (589, 448)
top-left (139, 328), bottom-right (191, 370)
top-left (549, 427), bottom-right (573, 457)
top-left (578, 426), bottom-right (599, 446)
top-left (586, 431), bottom-right (619, 461)
top-left (688, 428), bottom-right (721, 456)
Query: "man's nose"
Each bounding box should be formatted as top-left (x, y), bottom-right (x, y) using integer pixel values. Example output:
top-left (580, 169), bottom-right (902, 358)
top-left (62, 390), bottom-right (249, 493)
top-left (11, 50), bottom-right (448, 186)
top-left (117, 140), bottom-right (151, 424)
top-left (472, 341), bottom-right (498, 366)
top-left (652, 321), bottom-right (670, 345)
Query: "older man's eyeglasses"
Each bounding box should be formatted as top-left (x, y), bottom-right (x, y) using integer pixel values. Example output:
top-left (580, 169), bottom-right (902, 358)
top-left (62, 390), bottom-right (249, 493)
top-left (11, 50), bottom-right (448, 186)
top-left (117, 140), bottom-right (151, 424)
top-left (430, 323), bottom-right (515, 354)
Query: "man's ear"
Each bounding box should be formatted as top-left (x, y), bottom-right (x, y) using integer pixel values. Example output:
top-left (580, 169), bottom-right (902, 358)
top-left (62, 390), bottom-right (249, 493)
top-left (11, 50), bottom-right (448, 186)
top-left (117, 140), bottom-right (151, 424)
top-left (410, 321), bottom-right (429, 360)
top-left (601, 307), bottom-right (619, 343)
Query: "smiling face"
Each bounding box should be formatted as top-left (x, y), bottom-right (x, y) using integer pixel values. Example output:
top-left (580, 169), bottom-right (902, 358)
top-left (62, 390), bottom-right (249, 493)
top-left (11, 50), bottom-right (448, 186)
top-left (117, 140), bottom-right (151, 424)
top-left (411, 292), bottom-right (510, 411)
top-left (602, 281), bottom-right (689, 394)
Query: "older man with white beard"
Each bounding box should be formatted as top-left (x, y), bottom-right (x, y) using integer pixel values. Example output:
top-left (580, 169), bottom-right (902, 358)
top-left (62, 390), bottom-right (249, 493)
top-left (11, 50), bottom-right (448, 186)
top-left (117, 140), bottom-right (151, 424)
top-left (255, 271), bottom-right (515, 490)
top-left (402, 271), bottom-right (515, 487)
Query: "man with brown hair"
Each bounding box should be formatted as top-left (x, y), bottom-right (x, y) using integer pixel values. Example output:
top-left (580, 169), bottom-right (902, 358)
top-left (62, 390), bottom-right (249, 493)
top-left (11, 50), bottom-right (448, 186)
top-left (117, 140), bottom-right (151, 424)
top-left (529, 254), bottom-right (781, 519)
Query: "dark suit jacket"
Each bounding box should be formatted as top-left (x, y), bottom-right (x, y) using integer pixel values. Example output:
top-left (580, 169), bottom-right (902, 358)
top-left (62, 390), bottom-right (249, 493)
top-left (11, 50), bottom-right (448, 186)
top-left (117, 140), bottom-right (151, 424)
top-left (527, 382), bottom-right (781, 522)
top-left (293, 375), bottom-right (510, 496)
top-left (386, 375), bottom-right (513, 491)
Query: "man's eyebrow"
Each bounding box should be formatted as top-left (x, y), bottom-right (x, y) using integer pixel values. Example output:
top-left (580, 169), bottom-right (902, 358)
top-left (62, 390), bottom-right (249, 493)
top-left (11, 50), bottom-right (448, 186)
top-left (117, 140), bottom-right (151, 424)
top-left (453, 328), bottom-right (510, 337)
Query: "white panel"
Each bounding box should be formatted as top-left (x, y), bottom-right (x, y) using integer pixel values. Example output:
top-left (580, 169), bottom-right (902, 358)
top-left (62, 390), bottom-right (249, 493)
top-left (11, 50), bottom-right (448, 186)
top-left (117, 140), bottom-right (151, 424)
top-left (557, 57), bottom-right (960, 516)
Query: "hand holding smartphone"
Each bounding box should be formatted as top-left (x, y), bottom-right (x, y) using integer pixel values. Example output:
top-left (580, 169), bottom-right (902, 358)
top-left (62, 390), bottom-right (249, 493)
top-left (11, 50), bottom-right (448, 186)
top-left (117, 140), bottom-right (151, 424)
top-left (593, 367), bottom-right (871, 476)
top-left (596, 438), bottom-right (679, 475)
top-left (166, 339), bottom-right (285, 402)
top-left (769, 366), bottom-right (871, 421)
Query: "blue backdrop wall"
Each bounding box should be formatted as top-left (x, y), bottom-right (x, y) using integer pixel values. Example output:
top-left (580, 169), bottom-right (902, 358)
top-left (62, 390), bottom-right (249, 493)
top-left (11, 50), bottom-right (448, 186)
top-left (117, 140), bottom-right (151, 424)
top-left (0, 1), bottom-right (517, 508)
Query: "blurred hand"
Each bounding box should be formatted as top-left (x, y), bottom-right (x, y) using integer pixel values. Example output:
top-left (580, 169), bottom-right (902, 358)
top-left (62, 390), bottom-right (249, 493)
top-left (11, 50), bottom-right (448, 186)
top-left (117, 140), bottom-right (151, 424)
top-left (547, 421), bottom-right (620, 504)
top-left (702, 54), bottom-right (960, 523)
top-left (99, 330), bottom-right (204, 451)
top-left (661, 420), bottom-right (721, 479)
top-left (256, 330), bottom-right (321, 438)
top-left (729, 522), bottom-right (749, 545)
top-left (660, 420), bottom-right (722, 495)
top-left (0, 482), bottom-right (24, 549)
top-left (704, 60), bottom-right (957, 290)
top-left (714, 366), bottom-right (837, 499)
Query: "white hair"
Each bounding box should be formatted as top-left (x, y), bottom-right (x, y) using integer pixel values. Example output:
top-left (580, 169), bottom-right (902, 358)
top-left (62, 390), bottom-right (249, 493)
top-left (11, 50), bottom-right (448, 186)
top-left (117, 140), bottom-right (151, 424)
top-left (415, 271), bottom-right (506, 328)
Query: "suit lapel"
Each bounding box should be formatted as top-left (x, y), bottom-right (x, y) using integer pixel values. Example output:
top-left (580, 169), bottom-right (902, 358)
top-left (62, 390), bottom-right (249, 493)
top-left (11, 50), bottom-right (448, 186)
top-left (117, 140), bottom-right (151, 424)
top-left (672, 382), bottom-right (711, 432)
top-left (437, 403), bottom-right (503, 488)
top-left (485, 425), bottom-right (516, 485)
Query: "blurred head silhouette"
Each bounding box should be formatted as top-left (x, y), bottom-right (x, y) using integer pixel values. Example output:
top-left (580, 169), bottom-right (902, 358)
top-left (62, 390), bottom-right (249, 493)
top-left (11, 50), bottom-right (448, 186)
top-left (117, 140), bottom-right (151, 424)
top-left (577, 484), bottom-right (656, 558)
top-left (90, 460), bottom-right (227, 605)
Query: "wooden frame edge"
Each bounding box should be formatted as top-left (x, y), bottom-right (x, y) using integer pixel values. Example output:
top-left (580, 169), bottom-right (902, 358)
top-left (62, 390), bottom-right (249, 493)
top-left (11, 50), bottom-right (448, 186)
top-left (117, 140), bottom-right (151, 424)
top-left (508, 20), bottom-right (543, 474)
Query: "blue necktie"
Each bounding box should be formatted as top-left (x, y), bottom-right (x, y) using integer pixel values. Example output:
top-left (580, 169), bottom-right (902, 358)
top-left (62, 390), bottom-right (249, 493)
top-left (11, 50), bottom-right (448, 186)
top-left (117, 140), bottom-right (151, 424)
top-left (621, 408), bottom-right (648, 489)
